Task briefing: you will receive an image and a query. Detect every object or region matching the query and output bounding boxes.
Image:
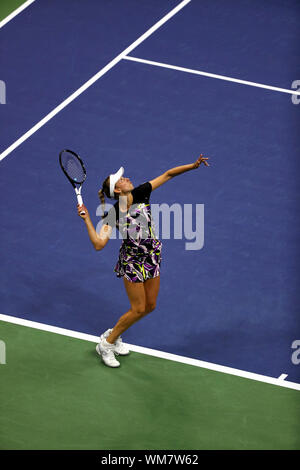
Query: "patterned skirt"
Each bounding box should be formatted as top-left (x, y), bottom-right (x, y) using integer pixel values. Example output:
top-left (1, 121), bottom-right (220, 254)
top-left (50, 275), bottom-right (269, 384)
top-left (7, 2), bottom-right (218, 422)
top-left (114, 238), bottom-right (163, 283)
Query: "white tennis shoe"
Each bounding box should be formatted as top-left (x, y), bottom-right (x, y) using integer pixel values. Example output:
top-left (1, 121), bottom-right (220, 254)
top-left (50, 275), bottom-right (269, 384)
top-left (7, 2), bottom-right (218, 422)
top-left (102, 329), bottom-right (130, 356)
top-left (96, 336), bottom-right (120, 368)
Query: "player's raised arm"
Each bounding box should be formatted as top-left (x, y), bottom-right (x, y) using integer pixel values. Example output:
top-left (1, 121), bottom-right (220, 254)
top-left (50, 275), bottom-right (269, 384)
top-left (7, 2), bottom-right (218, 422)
top-left (149, 172), bottom-right (172, 191)
top-left (150, 154), bottom-right (210, 190)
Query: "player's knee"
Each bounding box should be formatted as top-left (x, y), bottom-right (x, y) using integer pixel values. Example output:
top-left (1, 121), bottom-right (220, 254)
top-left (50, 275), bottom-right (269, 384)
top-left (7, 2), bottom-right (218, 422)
top-left (132, 304), bottom-right (146, 318)
top-left (145, 302), bottom-right (156, 314)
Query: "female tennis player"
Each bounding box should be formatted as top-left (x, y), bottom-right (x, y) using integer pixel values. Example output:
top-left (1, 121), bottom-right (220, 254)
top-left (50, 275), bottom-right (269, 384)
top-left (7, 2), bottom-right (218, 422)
top-left (78, 154), bottom-right (209, 367)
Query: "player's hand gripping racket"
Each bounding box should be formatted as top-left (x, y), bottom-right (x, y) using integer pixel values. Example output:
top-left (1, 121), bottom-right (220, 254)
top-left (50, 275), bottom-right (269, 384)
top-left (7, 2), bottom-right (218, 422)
top-left (59, 149), bottom-right (87, 215)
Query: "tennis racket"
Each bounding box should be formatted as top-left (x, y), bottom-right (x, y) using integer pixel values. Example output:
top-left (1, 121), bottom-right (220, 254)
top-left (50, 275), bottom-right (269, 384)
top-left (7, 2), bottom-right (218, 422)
top-left (59, 149), bottom-right (87, 215)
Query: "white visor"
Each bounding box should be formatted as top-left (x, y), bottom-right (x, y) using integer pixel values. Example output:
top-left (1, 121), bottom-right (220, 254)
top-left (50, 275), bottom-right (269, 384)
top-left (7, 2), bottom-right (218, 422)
top-left (109, 166), bottom-right (124, 197)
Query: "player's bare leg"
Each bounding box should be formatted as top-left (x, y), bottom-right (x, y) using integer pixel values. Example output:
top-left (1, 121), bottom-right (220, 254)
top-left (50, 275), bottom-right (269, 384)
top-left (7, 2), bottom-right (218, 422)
top-left (106, 276), bottom-right (159, 344)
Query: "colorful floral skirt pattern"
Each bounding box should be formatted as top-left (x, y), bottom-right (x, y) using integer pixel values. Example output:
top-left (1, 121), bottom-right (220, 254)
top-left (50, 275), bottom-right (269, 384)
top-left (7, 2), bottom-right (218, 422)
top-left (114, 238), bottom-right (162, 283)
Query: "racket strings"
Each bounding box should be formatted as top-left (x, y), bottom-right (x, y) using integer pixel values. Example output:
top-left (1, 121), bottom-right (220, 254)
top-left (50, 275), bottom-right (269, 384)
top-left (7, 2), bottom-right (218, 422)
top-left (61, 151), bottom-right (85, 183)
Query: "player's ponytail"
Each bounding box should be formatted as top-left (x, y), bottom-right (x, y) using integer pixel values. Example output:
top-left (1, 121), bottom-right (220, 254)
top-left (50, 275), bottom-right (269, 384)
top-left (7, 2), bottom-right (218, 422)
top-left (98, 188), bottom-right (108, 220)
top-left (98, 176), bottom-right (119, 220)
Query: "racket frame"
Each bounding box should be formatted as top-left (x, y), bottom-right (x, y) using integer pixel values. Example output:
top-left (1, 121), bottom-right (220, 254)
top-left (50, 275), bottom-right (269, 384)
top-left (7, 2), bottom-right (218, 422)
top-left (59, 149), bottom-right (87, 215)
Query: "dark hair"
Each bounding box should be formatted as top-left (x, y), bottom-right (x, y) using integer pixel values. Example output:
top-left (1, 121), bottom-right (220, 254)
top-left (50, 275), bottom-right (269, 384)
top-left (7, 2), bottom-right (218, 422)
top-left (98, 175), bottom-right (119, 220)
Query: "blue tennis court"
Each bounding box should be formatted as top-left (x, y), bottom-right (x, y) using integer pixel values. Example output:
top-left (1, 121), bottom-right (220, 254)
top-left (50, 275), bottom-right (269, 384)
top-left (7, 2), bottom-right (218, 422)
top-left (0, 0), bottom-right (299, 450)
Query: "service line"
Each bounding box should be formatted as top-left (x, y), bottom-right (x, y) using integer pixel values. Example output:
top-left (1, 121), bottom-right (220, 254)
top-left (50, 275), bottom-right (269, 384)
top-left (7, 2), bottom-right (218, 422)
top-left (124, 55), bottom-right (300, 96)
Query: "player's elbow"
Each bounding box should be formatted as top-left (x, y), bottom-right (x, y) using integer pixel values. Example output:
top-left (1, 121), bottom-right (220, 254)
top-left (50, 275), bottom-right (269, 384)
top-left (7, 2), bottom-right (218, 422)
top-left (94, 240), bottom-right (104, 251)
top-left (94, 225), bottom-right (111, 251)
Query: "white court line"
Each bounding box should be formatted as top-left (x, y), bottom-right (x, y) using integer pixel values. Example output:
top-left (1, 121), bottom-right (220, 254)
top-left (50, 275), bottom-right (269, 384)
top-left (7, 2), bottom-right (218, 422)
top-left (278, 374), bottom-right (288, 381)
top-left (1, 313), bottom-right (299, 392)
top-left (0, 0), bottom-right (191, 162)
top-left (0, 0), bottom-right (35, 29)
top-left (124, 56), bottom-right (300, 96)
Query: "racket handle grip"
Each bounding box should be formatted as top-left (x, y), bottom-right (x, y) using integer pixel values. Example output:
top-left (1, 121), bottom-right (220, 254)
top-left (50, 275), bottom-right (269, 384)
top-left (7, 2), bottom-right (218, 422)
top-left (76, 194), bottom-right (85, 215)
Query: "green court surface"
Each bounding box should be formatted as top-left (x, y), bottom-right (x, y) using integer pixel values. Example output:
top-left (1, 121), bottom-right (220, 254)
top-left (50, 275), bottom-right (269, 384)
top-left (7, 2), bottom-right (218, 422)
top-left (0, 320), bottom-right (299, 450)
top-left (0, 0), bottom-right (29, 22)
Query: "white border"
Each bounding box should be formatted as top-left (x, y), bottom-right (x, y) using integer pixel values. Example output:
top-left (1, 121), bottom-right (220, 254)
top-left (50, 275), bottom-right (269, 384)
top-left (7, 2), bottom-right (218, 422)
top-left (1, 313), bottom-right (299, 391)
top-left (0, 0), bottom-right (36, 29)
